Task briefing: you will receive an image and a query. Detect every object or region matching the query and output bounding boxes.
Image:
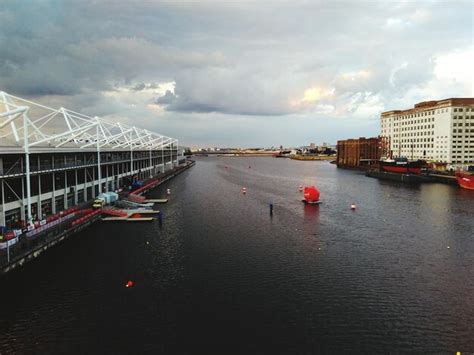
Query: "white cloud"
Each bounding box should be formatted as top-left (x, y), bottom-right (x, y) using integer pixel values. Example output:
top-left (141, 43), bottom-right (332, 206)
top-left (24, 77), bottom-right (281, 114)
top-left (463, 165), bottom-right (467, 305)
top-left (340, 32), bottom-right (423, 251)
top-left (350, 93), bottom-right (385, 119)
top-left (389, 62), bottom-right (408, 87)
top-left (434, 48), bottom-right (474, 95)
top-left (385, 18), bottom-right (408, 29)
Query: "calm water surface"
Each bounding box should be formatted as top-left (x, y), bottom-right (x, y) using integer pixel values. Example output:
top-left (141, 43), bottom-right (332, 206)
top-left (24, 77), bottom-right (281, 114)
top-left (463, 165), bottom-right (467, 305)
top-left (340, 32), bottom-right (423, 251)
top-left (1, 157), bottom-right (473, 354)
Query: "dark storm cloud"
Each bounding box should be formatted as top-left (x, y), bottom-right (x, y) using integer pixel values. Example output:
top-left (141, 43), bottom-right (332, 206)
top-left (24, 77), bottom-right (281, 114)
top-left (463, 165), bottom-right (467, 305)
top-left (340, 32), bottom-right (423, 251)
top-left (0, 1), bottom-right (225, 96)
top-left (155, 90), bottom-right (177, 105)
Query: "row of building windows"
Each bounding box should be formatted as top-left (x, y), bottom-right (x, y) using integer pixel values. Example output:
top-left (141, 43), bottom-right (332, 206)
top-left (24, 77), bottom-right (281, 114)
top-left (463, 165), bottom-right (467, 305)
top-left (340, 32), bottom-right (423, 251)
top-left (381, 116), bottom-right (436, 127)
top-left (453, 145), bottom-right (474, 148)
top-left (398, 138), bottom-right (434, 142)
top-left (453, 108), bottom-right (474, 112)
top-left (400, 131), bottom-right (434, 137)
top-left (453, 123), bottom-right (474, 126)
top-left (400, 117), bottom-right (434, 124)
top-left (393, 111), bottom-right (438, 119)
top-left (401, 124), bottom-right (434, 131)
top-left (396, 144), bottom-right (434, 148)
top-left (453, 129), bottom-right (474, 133)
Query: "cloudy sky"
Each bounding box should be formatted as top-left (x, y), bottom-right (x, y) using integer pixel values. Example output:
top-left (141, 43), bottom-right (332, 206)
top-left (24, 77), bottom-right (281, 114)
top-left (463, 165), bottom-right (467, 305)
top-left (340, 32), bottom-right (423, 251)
top-left (0, 1), bottom-right (472, 147)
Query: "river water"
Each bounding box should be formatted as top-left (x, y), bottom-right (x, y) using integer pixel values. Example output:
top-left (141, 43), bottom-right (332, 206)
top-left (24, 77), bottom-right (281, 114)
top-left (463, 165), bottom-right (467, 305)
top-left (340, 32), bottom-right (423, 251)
top-left (1, 157), bottom-right (473, 354)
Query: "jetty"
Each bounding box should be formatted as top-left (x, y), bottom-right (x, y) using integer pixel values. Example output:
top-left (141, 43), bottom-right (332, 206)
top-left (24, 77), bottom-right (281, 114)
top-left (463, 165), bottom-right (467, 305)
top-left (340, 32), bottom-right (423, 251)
top-left (143, 199), bottom-right (168, 203)
top-left (101, 208), bottom-right (160, 222)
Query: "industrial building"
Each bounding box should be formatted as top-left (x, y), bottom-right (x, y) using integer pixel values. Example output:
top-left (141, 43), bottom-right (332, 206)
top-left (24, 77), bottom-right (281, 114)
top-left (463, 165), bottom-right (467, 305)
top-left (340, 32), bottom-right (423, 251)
top-left (336, 137), bottom-right (382, 169)
top-left (380, 98), bottom-right (474, 168)
top-left (0, 92), bottom-right (181, 229)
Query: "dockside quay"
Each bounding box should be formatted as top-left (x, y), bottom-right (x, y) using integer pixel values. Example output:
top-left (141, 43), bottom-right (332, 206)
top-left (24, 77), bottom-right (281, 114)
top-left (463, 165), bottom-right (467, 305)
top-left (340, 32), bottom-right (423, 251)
top-left (0, 91), bottom-right (183, 253)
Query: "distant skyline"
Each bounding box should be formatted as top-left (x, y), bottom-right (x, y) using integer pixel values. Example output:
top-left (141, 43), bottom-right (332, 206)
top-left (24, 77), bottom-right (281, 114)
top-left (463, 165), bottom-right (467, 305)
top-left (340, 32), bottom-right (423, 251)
top-left (1, 1), bottom-right (472, 147)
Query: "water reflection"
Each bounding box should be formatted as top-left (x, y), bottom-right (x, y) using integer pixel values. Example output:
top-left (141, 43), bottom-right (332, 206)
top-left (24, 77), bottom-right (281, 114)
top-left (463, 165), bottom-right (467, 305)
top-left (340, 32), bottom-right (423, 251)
top-left (302, 203), bottom-right (321, 251)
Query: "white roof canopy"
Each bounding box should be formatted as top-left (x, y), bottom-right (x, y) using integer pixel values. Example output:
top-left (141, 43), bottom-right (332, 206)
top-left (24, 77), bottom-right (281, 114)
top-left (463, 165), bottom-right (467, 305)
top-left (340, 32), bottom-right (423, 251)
top-left (0, 91), bottom-right (177, 152)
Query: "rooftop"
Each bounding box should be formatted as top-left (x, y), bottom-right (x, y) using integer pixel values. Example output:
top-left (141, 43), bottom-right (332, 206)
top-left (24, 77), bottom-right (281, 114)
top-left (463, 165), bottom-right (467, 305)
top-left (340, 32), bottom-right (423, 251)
top-left (0, 91), bottom-right (177, 154)
top-left (381, 98), bottom-right (474, 116)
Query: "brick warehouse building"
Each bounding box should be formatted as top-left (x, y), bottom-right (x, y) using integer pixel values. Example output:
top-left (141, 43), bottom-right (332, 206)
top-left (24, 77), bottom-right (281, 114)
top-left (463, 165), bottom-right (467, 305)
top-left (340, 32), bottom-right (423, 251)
top-left (336, 137), bottom-right (382, 169)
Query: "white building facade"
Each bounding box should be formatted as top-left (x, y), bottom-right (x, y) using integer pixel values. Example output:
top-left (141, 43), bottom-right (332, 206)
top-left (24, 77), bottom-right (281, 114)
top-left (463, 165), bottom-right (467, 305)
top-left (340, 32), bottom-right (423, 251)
top-left (380, 98), bottom-right (474, 169)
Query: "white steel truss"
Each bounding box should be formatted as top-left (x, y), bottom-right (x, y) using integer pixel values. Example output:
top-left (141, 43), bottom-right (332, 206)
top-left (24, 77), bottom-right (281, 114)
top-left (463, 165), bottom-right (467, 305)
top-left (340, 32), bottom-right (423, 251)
top-left (0, 92), bottom-right (176, 151)
top-left (0, 91), bottom-right (179, 224)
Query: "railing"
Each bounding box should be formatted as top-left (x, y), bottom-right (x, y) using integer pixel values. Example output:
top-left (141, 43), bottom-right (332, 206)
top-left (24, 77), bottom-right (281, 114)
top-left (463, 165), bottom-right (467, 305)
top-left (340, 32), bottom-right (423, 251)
top-left (0, 212), bottom-right (101, 269)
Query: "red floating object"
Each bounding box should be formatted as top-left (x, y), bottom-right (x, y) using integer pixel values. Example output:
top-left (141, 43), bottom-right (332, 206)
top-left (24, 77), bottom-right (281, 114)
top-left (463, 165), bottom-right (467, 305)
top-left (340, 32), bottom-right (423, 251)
top-left (303, 186), bottom-right (320, 204)
top-left (125, 280), bottom-right (134, 288)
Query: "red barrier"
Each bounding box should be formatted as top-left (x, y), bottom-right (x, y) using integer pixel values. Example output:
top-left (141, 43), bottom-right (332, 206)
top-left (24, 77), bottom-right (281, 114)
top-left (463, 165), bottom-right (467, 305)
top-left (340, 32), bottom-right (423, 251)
top-left (4, 231), bottom-right (16, 240)
top-left (102, 208), bottom-right (128, 217)
top-left (128, 194), bottom-right (146, 203)
top-left (77, 208), bottom-right (94, 215)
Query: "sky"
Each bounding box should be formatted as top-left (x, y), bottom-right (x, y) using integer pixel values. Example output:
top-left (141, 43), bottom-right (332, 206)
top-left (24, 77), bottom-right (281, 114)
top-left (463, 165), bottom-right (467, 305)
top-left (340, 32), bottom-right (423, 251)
top-left (0, 0), bottom-right (473, 148)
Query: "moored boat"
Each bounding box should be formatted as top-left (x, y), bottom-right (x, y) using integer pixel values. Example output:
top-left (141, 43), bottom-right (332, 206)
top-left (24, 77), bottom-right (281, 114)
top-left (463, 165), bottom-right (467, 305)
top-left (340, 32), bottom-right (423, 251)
top-left (455, 172), bottom-right (474, 190)
top-left (379, 158), bottom-right (423, 174)
top-left (273, 150), bottom-right (292, 158)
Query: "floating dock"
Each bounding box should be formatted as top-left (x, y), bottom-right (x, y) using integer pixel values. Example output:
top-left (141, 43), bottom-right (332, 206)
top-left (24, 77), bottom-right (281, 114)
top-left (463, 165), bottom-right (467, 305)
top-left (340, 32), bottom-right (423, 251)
top-left (143, 199), bottom-right (168, 203)
top-left (101, 207), bottom-right (160, 222)
top-left (423, 173), bottom-right (458, 185)
top-left (127, 210), bottom-right (160, 215)
top-left (125, 218), bottom-right (154, 222)
top-left (102, 217), bottom-right (154, 222)
top-left (366, 170), bottom-right (458, 185)
top-left (366, 170), bottom-right (431, 183)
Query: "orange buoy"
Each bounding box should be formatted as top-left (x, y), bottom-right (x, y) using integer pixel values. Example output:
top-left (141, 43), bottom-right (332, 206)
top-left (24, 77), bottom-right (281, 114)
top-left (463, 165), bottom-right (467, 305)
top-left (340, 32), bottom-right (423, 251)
top-left (125, 280), bottom-right (134, 288)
